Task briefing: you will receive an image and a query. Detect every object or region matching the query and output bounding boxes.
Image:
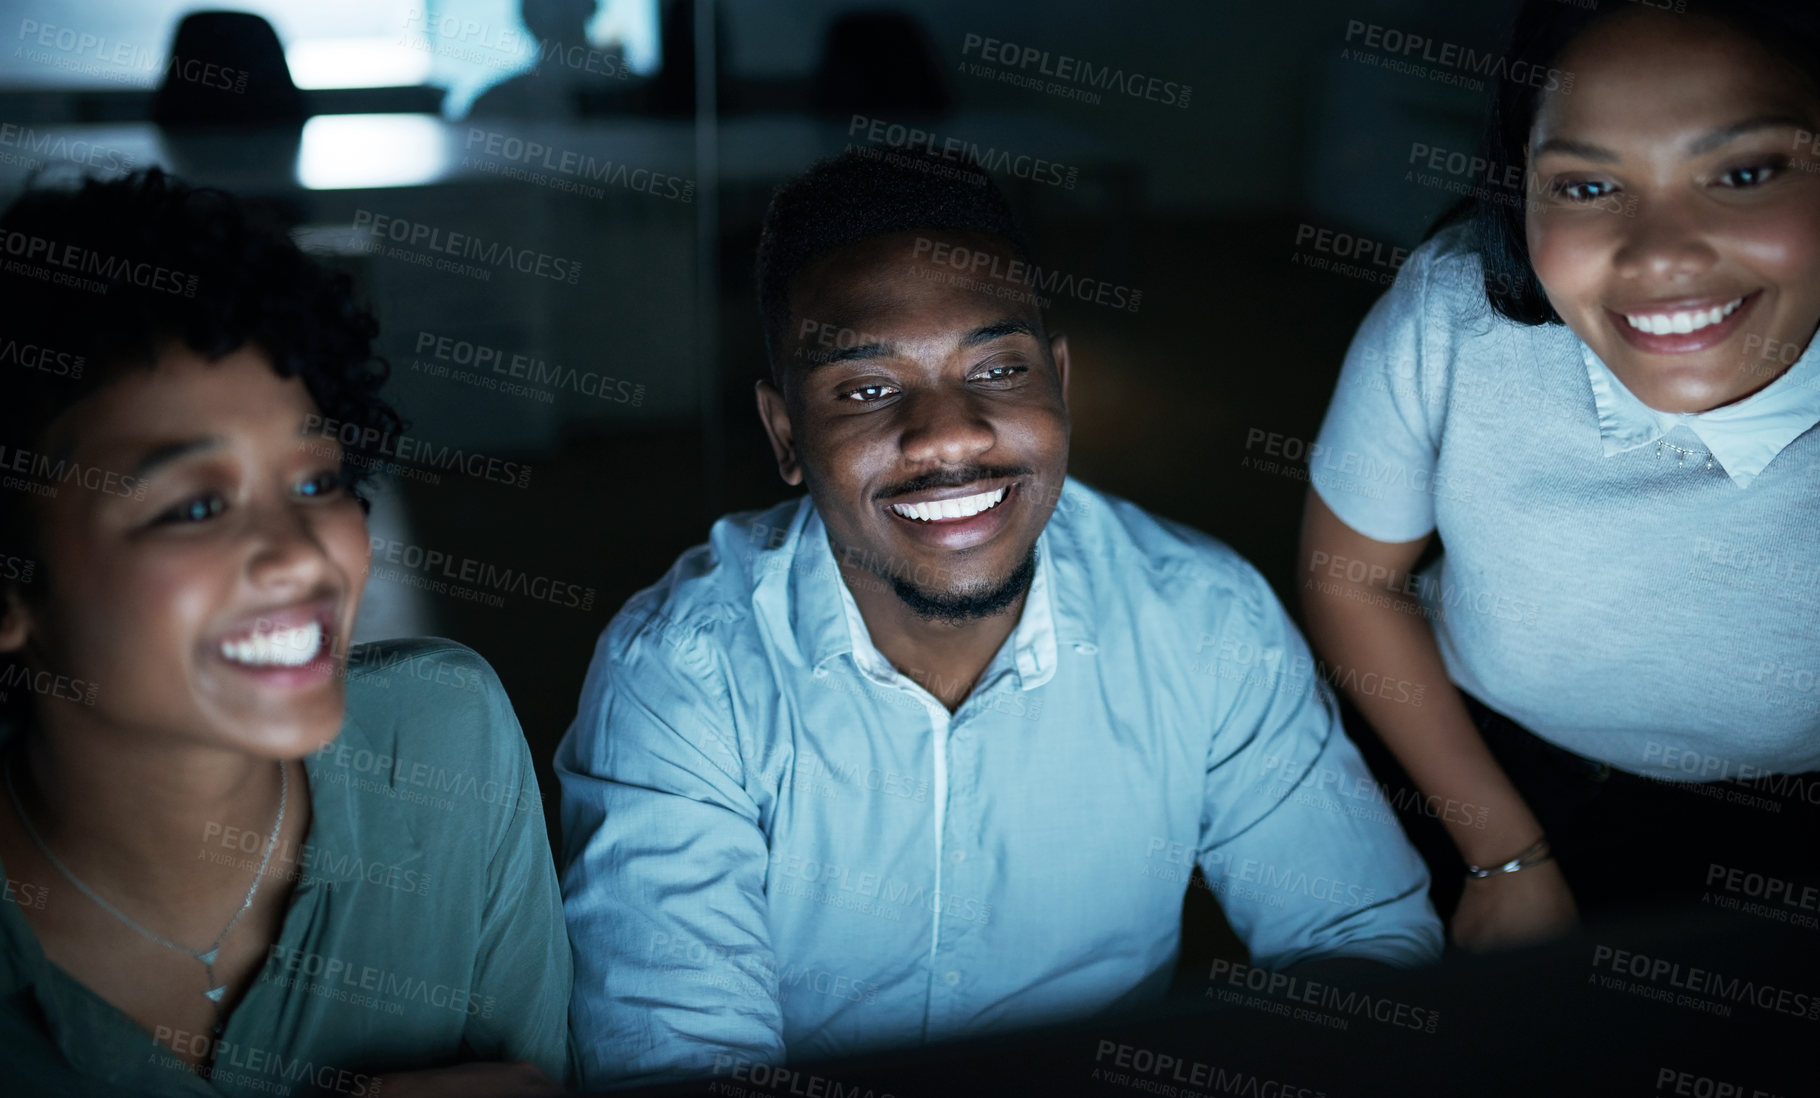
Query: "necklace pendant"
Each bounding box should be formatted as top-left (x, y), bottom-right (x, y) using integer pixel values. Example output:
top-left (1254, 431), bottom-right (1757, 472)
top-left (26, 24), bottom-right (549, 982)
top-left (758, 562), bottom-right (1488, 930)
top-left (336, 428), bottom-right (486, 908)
top-left (4, 757), bottom-right (287, 1018)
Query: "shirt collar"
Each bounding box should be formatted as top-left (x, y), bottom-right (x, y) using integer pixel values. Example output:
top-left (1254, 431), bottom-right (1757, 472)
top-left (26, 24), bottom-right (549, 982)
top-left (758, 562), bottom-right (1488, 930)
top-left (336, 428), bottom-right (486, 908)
top-left (831, 526), bottom-right (1059, 691)
top-left (1581, 336), bottom-right (1820, 488)
top-left (756, 484), bottom-right (1100, 693)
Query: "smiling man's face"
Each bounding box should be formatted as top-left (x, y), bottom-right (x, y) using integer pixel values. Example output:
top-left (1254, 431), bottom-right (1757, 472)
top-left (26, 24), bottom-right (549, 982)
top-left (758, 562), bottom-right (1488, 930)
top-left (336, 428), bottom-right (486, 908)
top-left (758, 229), bottom-right (1070, 624)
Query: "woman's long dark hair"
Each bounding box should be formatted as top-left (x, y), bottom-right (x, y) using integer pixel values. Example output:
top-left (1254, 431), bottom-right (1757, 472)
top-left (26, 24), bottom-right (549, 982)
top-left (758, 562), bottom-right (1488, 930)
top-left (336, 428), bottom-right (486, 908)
top-left (1433, 0), bottom-right (1820, 326)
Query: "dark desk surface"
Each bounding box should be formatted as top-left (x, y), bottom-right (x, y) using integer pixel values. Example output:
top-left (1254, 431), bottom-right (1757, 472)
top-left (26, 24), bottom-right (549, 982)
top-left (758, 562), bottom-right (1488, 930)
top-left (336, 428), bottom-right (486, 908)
top-left (611, 906), bottom-right (1817, 1098)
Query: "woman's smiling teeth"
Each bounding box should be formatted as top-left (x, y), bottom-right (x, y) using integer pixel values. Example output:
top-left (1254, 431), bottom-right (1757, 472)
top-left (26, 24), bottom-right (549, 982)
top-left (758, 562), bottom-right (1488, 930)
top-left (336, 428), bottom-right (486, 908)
top-left (1621, 296), bottom-right (1745, 335)
top-left (220, 620), bottom-right (322, 667)
top-left (891, 486), bottom-right (1008, 523)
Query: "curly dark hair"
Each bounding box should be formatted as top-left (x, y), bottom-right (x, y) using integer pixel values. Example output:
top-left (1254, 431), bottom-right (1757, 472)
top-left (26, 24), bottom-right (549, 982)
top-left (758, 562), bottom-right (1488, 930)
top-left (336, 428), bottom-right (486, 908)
top-left (0, 168), bottom-right (400, 724)
top-left (1432, 0), bottom-right (1820, 325)
top-left (755, 144), bottom-right (1036, 386)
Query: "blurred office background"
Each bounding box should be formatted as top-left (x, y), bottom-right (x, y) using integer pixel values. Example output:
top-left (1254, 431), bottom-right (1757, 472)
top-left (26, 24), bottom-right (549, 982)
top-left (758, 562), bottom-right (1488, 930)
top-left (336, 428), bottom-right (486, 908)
top-left (0, 0), bottom-right (1519, 962)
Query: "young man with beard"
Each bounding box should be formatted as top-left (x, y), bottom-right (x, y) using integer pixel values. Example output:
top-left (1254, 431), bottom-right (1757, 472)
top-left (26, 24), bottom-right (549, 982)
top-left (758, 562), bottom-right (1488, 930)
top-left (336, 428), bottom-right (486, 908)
top-left (557, 149), bottom-right (1443, 1088)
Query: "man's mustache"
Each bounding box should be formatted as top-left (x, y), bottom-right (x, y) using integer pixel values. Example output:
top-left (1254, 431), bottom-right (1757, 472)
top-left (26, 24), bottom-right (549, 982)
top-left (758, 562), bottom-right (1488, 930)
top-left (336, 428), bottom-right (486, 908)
top-left (874, 465), bottom-right (1033, 502)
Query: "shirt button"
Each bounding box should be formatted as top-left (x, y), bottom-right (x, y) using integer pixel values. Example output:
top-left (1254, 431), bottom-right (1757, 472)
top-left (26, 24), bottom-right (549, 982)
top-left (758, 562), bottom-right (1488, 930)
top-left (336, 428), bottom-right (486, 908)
top-left (1074, 642), bottom-right (1098, 655)
top-left (813, 667), bottom-right (828, 678)
top-left (949, 850), bottom-right (966, 864)
top-left (943, 970), bottom-right (962, 986)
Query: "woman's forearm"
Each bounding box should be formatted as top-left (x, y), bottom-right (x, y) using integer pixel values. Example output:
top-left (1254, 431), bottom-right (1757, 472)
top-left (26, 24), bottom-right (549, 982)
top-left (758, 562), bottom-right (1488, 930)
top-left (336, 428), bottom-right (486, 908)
top-left (1297, 493), bottom-right (1544, 866)
top-left (1303, 579), bottom-right (1542, 864)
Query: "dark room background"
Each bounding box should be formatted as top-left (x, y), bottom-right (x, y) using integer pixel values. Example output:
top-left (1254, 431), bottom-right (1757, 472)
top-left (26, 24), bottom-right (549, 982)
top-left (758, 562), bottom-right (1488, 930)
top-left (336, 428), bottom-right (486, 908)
top-left (0, 0), bottom-right (1522, 979)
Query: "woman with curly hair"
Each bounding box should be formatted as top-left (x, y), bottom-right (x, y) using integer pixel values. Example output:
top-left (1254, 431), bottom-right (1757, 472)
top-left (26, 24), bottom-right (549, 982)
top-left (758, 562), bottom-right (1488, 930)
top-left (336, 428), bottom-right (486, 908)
top-left (0, 170), bottom-right (572, 1096)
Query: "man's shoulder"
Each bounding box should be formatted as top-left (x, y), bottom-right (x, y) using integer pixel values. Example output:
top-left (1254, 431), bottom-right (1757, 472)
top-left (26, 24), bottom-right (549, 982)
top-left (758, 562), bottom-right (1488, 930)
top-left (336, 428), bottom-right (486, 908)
top-left (1055, 480), bottom-right (1273, 610)
top-left (602, 496), bottom-right (807, 667)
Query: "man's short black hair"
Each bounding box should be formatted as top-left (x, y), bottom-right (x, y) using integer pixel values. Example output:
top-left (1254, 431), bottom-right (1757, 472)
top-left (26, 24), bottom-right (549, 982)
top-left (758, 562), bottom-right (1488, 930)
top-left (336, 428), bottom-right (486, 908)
top-left (754, 145), bottom-right (1035, 383)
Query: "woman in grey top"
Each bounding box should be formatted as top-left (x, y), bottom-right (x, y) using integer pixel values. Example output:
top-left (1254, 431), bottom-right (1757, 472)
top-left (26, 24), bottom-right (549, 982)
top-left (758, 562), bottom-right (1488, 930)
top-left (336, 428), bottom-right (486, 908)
top-left (1301, 0), bottom-right (1820, 951)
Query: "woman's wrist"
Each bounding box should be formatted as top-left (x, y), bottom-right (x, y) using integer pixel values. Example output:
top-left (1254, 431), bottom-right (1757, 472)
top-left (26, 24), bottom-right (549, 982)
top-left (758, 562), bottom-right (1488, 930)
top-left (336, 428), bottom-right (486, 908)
top-left (1444, 804), bottom-right (1544, 864)
top-left (1464, 838), bottom-right (1553, 880)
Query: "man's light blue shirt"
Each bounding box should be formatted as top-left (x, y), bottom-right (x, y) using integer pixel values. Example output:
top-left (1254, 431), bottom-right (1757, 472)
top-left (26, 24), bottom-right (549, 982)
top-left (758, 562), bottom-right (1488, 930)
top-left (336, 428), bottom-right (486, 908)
top-left (557, 479), bottom-right (1441, 1088)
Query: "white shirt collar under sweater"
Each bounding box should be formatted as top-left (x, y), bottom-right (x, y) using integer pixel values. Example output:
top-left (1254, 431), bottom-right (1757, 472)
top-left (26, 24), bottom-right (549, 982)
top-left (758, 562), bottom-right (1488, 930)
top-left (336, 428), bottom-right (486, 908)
top-left (1581, 334), bottom-right (1820, 489)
